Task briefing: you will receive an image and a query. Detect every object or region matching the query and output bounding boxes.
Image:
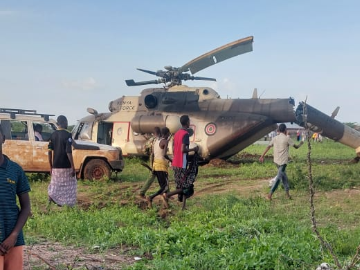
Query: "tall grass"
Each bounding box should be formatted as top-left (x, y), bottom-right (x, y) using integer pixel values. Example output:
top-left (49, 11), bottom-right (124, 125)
top-left (24, 140), bottom-right (360, 269)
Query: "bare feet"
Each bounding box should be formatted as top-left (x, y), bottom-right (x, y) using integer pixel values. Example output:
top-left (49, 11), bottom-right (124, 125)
top-left (48, 196), bottom-right (61, 207)
top-left (266, 194), bottom-right (272, 201)
top-left (146, 197), bottom-right (152, 208)
top-left (162, 193), bottom-right (169, 209)
top-left (181, 198), bottom-right (187, 210)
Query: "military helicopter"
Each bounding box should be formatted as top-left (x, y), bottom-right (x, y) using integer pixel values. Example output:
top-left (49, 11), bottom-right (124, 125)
top-left (73, 36), bottom-right (360, 162)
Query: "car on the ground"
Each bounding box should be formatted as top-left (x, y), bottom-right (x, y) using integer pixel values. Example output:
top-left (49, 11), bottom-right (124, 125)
top-left (0, 108), bottom-right (124, 180)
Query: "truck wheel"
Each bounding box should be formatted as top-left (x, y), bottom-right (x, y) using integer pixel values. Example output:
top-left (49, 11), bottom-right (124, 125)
top-left (84, 159), bottom-right (111, 180)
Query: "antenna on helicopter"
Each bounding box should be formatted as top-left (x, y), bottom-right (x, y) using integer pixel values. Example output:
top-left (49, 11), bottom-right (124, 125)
top-left (330, 106), bottom-right (340, 119)
top-left (259, 89), bottom-right (266, 99)
top-left (125, 36), bottom-right (254, 88)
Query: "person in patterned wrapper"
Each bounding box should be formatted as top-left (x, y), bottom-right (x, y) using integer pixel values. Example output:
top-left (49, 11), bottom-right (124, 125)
top-left (48, 115), bottom-right (77, 207)
top-left (163, 115), bottom-right (199, 210)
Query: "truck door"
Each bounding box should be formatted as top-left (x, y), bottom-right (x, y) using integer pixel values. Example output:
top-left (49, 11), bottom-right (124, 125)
top-left (32, 122), bottom-right (55, 171)
top-left (1, 120), bottom-right (33, 170)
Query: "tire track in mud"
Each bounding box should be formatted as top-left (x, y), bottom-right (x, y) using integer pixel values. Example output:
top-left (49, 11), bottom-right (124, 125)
top-left (195, 178), bottom-right (269, 197)
top-left (23, 241), bottom-right (135, 270)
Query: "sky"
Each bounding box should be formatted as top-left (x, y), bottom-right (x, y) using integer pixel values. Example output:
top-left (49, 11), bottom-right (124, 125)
top-left (1, 1), bottom-right (360, 125)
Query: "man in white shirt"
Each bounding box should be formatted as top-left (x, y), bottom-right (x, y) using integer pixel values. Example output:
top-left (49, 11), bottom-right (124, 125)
top-left (259, 123), bottom-right (303, 200)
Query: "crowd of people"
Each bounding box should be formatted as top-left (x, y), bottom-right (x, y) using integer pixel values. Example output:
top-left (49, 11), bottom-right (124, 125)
top-left (1, 112), bottom-right (311, 269)
top-left (0, 113), bottom-right (203, 269)
top-left (139, 115), bottom-right (199, 210)
top-left (0, 114), bottom-right (78, 270)
top-left (140, 120), bottom-right (313, 205)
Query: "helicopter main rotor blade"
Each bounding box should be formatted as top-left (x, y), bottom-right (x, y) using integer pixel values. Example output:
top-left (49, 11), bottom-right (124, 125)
top-left (191, 76), bottom-right (216, 81)
top-left (125, 79), bottom-right (163, 86)
top-left (180, 36), bottom-right (254, 75)
top-left (137, 68), bottom-right (158, 76)
top-left (137, 68), bottom-right (168, 78)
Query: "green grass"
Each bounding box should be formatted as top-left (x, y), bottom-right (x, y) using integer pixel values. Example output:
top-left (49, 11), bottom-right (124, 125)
top-left (24, 140), bottom-right (360, 269)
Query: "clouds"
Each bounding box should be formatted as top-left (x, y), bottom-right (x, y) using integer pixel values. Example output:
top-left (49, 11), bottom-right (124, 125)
top-left (62, 77), bottom-right (97, 90)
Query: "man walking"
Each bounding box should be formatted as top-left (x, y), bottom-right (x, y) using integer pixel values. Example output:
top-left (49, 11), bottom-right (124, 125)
top-left (164, 115), bottom-right (199, 210)
top-left (139, 127), bottom-right (161, 198)
top-left (259, 123), bottom-right (303, 200)
top-left (147, 127), bottom-right (171, 208)
top-left (48, 115), bottom-right (77, 206)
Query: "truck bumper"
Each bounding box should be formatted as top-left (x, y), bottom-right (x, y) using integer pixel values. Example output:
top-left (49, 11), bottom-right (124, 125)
top-left (109, 160), bottom-right (125, 171)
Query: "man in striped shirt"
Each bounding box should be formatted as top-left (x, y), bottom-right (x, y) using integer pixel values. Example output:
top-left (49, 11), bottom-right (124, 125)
top-left (0, 124), bottom-right (31, 270)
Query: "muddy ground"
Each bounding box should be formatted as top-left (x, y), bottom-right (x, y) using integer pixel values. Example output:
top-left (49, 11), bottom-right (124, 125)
top-left (23, 170), bottom-right (269, 270)
top-left (24, 241), bottom-right (135, 270)
top-left (22, 157), bottom-right (358, 269)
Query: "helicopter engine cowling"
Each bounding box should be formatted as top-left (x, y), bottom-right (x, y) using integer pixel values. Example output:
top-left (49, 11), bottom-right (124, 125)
top-left (131, 115), bottom-right (165, 134)
top-left (164, 115), bottom-right (181, 134)
top-left (131, 115), bottom-right (182, 134)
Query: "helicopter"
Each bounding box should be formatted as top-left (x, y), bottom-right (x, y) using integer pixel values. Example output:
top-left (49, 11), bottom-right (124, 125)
top-left (72, 36), bottom-right (360, 162)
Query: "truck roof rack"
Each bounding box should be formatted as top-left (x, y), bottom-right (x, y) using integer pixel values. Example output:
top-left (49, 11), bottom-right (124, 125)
top-left (0, 108), bottom-right (55, 121)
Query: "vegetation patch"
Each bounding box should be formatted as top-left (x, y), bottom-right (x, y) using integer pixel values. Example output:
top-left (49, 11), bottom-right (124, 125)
top-left (24, 140), bottom-right (360, 269)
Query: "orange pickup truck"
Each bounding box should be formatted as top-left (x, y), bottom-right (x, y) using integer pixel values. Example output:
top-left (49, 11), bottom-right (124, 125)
top-left (0, 108), bottom-right (124, 180)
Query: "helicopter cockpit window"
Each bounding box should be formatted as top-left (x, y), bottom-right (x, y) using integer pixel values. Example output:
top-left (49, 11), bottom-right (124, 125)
top-left (144, 95), bottom-right (158, 109)
top-left (77, 122), bottom-right (93, 140)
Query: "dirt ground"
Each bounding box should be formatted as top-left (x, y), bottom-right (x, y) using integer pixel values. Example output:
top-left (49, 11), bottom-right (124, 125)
top-left (23, 157), bottom-right (356, 269)
top-left (24, 241), bottom-right (135, 270)
top-left (23, 170), bottom-right (269, 269)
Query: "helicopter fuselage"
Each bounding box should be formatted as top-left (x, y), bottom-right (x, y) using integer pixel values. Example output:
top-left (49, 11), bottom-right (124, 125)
top-left (73, 86), bottom-right (299, 161)
top-left (73, 84), bottom-right (360, 161)
top-left (73, 35), bottom-right (360, 162)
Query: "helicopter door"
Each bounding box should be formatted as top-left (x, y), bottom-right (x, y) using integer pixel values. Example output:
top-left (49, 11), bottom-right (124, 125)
top-left (97, 121), bottom-right (113, 146)
top-left (112, 121), bottom-right (131, 150)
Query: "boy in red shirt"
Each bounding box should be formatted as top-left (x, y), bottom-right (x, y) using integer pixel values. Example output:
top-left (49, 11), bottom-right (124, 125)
top-left (164, 115), bottom-right (198, 210)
